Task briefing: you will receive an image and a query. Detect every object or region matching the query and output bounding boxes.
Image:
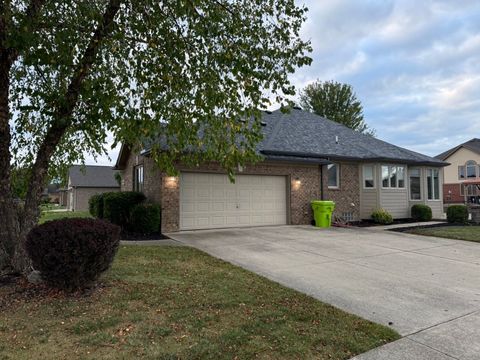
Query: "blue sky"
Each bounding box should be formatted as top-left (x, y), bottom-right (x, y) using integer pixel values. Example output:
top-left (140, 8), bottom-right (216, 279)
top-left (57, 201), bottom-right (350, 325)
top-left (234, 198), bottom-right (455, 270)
top-left (89, 0), bottom-right (480, 165)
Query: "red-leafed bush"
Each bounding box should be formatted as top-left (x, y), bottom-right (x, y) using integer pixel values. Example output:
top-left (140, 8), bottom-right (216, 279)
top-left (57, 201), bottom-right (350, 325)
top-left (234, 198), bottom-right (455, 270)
top-left (26, 218), bottom-right (120, 291)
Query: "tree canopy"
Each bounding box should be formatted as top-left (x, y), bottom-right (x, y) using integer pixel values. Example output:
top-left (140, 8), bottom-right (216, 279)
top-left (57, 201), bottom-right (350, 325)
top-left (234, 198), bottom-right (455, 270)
top-left (300, 80), bottom-right (375, 135)
top-left (0, 0), bottom-right (311, 273)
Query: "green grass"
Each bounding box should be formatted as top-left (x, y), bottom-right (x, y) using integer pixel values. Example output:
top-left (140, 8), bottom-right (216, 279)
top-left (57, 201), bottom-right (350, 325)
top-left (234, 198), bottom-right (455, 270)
top-left (409, 225), bottom-right (480, 243)
top-left (0, 246), bottom-right (400, 360)
top-left (39, 210), bottom-right (92, 224)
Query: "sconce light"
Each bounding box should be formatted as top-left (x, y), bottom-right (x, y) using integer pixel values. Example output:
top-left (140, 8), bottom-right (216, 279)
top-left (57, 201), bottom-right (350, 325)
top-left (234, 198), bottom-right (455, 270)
top-left (166, 176), bottom-right (178, 188)
top-left (294, 177), bottom-right (301, 189)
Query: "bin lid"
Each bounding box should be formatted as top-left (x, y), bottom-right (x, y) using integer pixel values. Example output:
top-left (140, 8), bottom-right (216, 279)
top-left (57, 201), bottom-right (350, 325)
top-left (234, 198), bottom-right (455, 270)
top-left (311, 200), bottom-right (335, 205)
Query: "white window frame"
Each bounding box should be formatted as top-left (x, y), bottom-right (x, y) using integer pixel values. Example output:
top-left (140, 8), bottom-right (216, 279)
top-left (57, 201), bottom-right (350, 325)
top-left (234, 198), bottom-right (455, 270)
top-left (381, 165), bottom-right (406, 189)
top-left (362, 165), bottom-right (375, 189)
top-left (409, 167), bottom-right (422, 201)
top-left (426, 168), bottom-right (441, 201)
top-left (466, 160), bottom-right (477, 178)
top-left (327, 163), bottom-right (340, 189)
top-left (134, 165), bottom-right (144, 192)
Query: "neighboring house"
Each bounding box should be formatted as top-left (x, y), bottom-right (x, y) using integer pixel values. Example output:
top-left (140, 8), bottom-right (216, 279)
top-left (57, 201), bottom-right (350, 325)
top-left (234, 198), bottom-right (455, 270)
top-left (436, 138), bottom-right (480, 205)
top-left (66, 165), bottom-right (120, 211)
top-left (41, 183), bottom-right (61, 203)
top-left (115, 108), bottom-right (447, 232)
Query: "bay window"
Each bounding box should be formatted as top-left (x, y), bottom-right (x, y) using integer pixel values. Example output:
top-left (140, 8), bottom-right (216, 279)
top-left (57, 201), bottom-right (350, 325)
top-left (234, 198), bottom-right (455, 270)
top-left (409, 168), bottom-right (421, 200)
top-left (363, 165), bottom-right (375, 188)
top-left (426, 168), bottom-right (440, 200)
top-left (381, 165), bottom-right (405, 188)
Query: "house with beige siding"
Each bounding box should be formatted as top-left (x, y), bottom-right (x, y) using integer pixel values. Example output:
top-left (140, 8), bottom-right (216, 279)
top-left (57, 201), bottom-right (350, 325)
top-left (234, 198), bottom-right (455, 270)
top-left (436, 138), bottom-right (480, 205)
top-left (115, 109), bottom-right (447, 232)
top-left (66, 165), bottom-right (120, 211)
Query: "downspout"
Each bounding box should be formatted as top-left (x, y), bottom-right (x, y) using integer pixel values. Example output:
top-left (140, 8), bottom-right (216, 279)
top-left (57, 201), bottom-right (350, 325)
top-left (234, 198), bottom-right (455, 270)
top-left (320, 165), bottom-right (325, 200)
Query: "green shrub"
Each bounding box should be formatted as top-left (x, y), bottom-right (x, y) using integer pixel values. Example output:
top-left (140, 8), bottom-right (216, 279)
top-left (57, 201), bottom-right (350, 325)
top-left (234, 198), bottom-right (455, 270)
top-left (411, 204), bottom-right (432, 221)
top-left (446, 205), bottom-right (468, 224)
top-left (371, 208), bottom-right (393, 225)
top-left (26, 218), bottom-right (120, 291)
top-left (129, 203), bottom-right (161, 233)
top-left (88, 194), bottom-right (104, 218)
top-left (103, 191), bottom-right (146, 227)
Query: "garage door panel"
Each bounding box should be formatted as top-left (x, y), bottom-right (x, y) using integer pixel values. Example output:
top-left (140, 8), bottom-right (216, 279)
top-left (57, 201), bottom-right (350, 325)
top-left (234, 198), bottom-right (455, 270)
top-left (180, 173), bottom-right (287, 230)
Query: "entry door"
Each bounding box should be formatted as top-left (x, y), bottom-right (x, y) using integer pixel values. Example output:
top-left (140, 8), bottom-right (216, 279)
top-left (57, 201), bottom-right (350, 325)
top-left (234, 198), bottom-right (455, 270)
top-left (180, 172), bottom-right (287, 230)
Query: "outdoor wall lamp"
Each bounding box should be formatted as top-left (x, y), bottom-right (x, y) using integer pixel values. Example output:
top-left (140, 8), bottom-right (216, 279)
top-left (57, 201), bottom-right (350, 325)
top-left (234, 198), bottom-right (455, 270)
top-left (293, 177), bottom-right (301, 189)
top-left (166, 176), bottom-right (178, 188)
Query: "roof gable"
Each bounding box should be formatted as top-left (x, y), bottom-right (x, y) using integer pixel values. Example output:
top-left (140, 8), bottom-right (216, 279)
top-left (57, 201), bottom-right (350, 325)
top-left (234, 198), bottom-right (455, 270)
top-left (436, 138), bottom-right (480, 161)
top-left (68, 165), bottom-right (120, 188)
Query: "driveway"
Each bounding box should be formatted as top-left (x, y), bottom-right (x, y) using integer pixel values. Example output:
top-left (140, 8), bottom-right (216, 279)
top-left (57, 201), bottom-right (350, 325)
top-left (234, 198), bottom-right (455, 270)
top-left (168, 225), bottom-right (480, 359)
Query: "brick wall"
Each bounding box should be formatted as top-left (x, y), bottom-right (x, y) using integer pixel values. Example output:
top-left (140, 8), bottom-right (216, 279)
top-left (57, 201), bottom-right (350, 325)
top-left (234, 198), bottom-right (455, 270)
top-left (120, 150), bottom-right (362, 232)
top-left (322, 163), bottom-right (360, 222)
top-left (443, 183), bottom-right (464, 204)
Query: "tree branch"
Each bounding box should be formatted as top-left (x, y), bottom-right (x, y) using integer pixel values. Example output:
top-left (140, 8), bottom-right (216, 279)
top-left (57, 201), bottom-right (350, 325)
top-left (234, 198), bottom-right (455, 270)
top-left (23, 0), bottom-right (122, 223)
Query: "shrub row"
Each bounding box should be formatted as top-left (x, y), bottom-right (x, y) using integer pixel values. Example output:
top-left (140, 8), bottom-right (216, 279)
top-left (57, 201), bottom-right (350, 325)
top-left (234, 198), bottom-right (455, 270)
top-left (371, 208), bottom-right (393, 225)
top-left (447, 205), bottom-right (468, 224)
top-left (411, 204), bottom-right (432, 221)
top-left (88, 191), bottom-right (160, 233)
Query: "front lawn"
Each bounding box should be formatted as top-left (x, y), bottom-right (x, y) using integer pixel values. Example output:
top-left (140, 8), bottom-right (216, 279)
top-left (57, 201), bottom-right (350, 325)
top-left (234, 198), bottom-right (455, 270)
top-left (39, 210), bottom-right (92, 224)
top-left (0, 246), bottom-right (399, 359)
top-left (409, 225), bottom-right (480, 243)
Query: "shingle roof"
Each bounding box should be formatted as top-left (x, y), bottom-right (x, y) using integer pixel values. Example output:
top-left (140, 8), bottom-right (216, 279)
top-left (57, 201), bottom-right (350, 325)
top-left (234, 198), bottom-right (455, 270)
top-left (435, 138), bottom-right (480, 160)
top-left (68, 165), bottom-right (120, 188)
top-left (256, 109), bottom-right (446, 166)
top-left (136, 108), bottom-right (446, 167)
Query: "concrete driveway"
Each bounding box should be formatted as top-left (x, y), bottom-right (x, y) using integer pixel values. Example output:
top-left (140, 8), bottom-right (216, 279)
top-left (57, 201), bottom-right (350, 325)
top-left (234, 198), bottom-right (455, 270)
top-left (167, 226), bottom-right (480, 359)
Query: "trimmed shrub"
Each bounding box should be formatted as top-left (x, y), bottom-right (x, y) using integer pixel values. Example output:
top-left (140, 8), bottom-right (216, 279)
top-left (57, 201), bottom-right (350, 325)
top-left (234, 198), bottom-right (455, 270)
top-left (26, 218), bottom-right (120, 291)
top-left (371, 208), bottom-right (393, 225)
top-left (88, 194), bottom-right (104, 218)
top-left (129, 203), bottom-right (161, 233)
top-left (411, 204), bottom-right (432, 221)
top-left (447, 205), bottom-right (468, 224)
top-left (103, 191), bottom-right (146, 227)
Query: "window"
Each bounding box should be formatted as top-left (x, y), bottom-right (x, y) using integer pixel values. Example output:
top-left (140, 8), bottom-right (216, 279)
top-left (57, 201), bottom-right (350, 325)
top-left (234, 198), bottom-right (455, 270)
top-left (458, 166), bottom-right (465, 179)
top-left (461, 184), bottom-right (477, 197)
top-left (426, 168), bottom-right (440, 200)
top-left (409, 168), bottom-right (421, 200)
top-left (327, 163), bottom-right (339, 188)
top-left (381, 165), bottom-right (406, 188)
top-left (466, 161), bottom-right (477, 178)
top-left (363, 165), bottom-right (375, 188)
top-left (134, 165), bottom-right (144, 192)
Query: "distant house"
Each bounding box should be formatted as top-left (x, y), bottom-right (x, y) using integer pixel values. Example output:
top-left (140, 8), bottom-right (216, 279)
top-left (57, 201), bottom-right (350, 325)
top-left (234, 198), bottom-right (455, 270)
top-left (42, 183), bottom-right (61, 204)
top-left (115, 109), bottom-right (447, 232)
top-left (436, 138), bottom-right (480, 205)
top-left (66, 165), bottom-right (120, 211)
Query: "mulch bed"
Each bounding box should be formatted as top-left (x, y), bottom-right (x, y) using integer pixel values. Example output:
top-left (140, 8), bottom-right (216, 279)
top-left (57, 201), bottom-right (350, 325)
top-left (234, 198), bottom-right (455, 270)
top-left (390, 222), bottom-right (479, 233)
top-left (343, 218), bottom-right (423, 228)
top-left (120, 231), bottom-right (169, 241)
top-left (0, 273), bottom-right (108, 310)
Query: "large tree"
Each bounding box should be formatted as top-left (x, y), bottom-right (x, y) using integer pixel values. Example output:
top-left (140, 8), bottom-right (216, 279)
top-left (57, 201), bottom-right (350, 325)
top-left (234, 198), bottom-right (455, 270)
top-left (0, 0), bottom-right (311, 274)
top-left (300, 80), bottom-right (375, 135)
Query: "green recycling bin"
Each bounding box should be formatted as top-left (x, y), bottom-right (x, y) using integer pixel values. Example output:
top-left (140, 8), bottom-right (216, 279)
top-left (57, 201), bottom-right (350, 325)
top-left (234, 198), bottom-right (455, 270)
top-left (311, 200), bottom-right (335, 228)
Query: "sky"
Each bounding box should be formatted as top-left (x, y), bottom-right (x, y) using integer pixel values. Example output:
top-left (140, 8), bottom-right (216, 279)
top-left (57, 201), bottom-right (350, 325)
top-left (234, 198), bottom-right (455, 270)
top-left (88, 0), bottom-right (480, 165)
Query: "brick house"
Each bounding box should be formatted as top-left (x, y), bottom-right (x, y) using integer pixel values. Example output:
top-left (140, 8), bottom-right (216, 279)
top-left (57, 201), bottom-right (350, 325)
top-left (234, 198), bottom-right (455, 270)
top-left (115, 109), bottom-right (447, 232)
top-left (436, 138), bottom-right (480, 205)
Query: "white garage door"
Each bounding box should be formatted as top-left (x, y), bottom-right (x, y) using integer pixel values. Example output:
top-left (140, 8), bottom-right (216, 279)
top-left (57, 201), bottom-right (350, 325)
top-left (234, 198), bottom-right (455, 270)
top-left (180, 172), bottom-right (287, 230)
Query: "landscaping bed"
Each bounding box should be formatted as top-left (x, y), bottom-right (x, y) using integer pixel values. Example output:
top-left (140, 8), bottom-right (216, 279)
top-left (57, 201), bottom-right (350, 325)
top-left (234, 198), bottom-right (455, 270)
top-left (0, 246), bottom-right (400, 360)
